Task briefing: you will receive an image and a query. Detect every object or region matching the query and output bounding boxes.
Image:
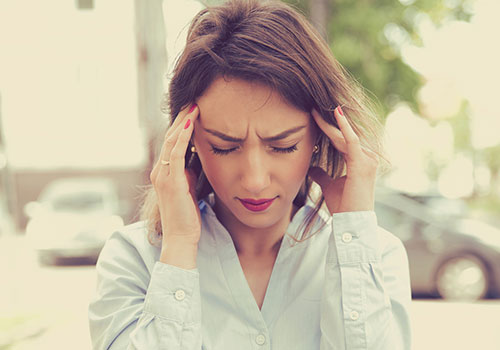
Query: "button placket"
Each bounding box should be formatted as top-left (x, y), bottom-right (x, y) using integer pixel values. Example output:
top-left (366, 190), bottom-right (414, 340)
top-left (342, 232), bottom-right (353, 243)
top-left (350, 310), bottom-right (359, 321)
top-left (174, 289), bottom-right (185, 301)
top-left (255, 334), bottom-right (266, 345)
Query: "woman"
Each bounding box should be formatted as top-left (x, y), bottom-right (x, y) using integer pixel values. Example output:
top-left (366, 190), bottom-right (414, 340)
top-left (88, 0), bottom-right (412, 349)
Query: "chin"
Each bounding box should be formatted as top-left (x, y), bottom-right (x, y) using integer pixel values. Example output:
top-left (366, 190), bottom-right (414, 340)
top-left (234, 215), bottom-right (281, 230)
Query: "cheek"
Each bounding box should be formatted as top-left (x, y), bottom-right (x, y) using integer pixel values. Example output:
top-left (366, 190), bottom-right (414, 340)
top-left (290, 151), bottom-right (313, 182)
top-left (274, 149), bottom-right (312, 190)
top-left (196, 150), bottom-right (229, 192)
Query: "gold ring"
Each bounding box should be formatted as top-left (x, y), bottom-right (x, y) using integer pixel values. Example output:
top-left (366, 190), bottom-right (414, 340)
top-left (161, 160), bottom-right (170, 165)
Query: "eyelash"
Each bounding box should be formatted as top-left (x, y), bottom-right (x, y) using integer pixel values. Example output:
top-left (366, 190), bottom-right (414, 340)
top-left (210, 144), bottom-right (298, 156)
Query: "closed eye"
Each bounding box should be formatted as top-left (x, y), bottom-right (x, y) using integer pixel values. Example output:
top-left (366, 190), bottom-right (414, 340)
top-left (272, 144), bottom-right (298, 153)
top-left (210, 144), bottom-right (298, 156)
top-left (210, 146), bottom-right (236, 156)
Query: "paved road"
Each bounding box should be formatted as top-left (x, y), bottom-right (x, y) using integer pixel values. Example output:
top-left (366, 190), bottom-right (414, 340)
top-left (0, 235), bottom-right (95, 349)
top-left (1, 234), bottom-right (499, 349)
top-left (410, 299), bottom-right (500, 349)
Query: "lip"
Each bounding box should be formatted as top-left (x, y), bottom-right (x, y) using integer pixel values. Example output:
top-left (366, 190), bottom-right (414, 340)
top-left (239, 197), bottom-right (276, 212)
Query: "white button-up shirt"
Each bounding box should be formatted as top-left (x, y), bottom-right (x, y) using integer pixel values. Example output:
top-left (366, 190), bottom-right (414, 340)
top-left (88, 196), bottom-right (412, 349)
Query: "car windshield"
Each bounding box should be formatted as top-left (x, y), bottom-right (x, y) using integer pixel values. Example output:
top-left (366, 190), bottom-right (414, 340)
top-left (402, 194), bottom-right (468, 219)
top-left (51, 192), bottom-right (104, 212)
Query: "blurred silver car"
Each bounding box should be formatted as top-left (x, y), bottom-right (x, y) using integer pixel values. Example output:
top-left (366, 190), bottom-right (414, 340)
top-left (375, 187), bottom-right (500, 301)
top-left (0, 199), bottom-right (14, 236)
top-left (24, 177), bottom-right (125, 264)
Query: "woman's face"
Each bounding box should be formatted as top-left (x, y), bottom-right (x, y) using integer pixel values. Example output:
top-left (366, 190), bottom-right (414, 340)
top-left (192, 77), bottom-right (317, 229)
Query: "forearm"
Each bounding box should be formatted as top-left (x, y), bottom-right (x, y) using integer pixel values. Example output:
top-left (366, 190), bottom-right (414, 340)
top-left (89, 231), bottom-right (203, 350)
top-left (160, 237), bottom-right (199, 270)
top-left (114, 262), bottom-right (202, 350)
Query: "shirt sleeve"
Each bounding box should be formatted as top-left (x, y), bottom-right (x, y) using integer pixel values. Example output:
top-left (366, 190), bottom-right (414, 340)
top-left (88, 231), bottom-right (203, 350)
top-left (319, 211), bottom-right (412, 350)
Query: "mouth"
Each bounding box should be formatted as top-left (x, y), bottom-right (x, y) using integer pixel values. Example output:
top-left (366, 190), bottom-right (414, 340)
top-left (238, 197), bottom-right (277, 212)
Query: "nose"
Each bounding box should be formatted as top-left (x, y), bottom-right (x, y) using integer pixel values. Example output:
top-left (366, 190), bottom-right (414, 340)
top-left (239, 148), bottom-right (271, 195)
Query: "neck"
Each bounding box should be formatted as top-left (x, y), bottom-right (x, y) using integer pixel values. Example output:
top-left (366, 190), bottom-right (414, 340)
top-left (213, 195), bottom-right (298, 258)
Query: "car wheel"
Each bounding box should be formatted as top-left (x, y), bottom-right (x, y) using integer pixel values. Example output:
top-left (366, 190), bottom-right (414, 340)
top-left (435, 254), bottom-right (489, 301)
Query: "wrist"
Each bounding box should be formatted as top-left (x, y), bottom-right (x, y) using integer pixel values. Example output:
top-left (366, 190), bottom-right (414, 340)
top-left (163, 233), bottom-right (199, 246)
top-left (160, 236), bottom-right (198, 270)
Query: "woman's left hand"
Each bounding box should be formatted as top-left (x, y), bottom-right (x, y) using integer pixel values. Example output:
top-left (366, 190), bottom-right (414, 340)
top-left (308, 106), bottom-right (379, 214)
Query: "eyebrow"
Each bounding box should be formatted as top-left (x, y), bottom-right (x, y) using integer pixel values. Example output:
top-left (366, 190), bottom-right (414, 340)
top-left (203, 124), bottom-right (308, 142)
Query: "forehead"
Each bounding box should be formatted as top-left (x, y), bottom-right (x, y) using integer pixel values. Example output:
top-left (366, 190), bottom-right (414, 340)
top-left (196, 77), bottom-right (309, 130)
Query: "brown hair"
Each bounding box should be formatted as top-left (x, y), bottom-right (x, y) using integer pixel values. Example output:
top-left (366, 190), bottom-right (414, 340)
top-left (139, 0), bottom-right (387, 246)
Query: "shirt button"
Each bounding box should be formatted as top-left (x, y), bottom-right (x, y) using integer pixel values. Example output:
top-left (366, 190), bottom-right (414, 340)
top-left (255, 334), bottom-right (266, 345)
top-left (174, 289), bottom-right (185, 301)
top-left (350, 310), bottom-right (359, 320)
top-left (342, 232), bottom-right (353, 243)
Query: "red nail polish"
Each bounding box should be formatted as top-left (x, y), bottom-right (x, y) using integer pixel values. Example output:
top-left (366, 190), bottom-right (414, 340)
top-left (188, 104), bottom-right (197, 113)
top-left (337, 106), bottom-right (344, 116)
top-left (184, 119), bottom-right (191, 129)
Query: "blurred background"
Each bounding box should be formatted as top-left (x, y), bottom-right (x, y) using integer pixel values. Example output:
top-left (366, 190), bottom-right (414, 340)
top-left (0, 0), bottom-right (499, 349)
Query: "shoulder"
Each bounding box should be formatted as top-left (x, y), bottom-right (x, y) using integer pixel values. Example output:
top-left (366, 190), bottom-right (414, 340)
top-left (97, 220), bottom-right (160, 275)
top-left (376, 225), bottom-right (410, 281)
top-left (109, 220), bottom-right (154, 244)
top-left (102, 220), bottom-right (150, 252)
top-left (377, 225), bottom-right (408, 259)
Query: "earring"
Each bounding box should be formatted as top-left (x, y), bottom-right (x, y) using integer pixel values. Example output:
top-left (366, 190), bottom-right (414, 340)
top-left (191, 145), bottom-right (197, 153)
top-left (313, 144), bottom-right (319, 154)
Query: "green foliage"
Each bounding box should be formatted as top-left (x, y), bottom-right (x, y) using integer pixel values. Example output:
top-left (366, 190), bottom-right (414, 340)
top-left (468, 194), bottom-right (500, 225)
top-left (480, 145), bottom-right (500, 174)
top-left (446, 100), bottom-right (472, 151)
top-left (283, 0), bottom-right (473, 118)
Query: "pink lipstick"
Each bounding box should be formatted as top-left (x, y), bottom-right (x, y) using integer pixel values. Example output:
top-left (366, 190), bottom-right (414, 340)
top-left (239, 197), bottom-right (276, 212)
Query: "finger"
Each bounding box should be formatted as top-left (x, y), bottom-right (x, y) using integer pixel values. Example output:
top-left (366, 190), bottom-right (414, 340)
top-left (332, 107), bottom-right (365, 162)
top-left (163, 104), bottom-right (199, 159)
top-left (151, 117), bottom-right (185, 178)
top-left (169, 108), bottom-right (199, 179)
top-left (167, 103), bottom-right (198, 134)
top-left (160, 103), bottom-right (196, 158)
top-left (334, 107), bottom-right (361, 148)
top-left (151, 104), bottom-right (198, 182)
top-left (311, 109), bottom-right (348, 153)
top-left (153, 127), bottom-right (182, 182)
top-left (159, 118), bottom-right (185, 162)
top-left (159, 103), bottom-right (196, 163)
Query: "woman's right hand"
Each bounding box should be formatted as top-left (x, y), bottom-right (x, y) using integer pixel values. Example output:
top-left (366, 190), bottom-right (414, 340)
top-left (150, 104), bottom-right (201, 258)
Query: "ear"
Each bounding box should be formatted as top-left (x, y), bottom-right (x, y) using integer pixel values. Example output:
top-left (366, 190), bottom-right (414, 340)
top-left (189, 136), bottom-right (198, 154)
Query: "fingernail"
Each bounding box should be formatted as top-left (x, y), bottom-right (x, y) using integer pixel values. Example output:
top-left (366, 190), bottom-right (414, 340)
top-left (184, 119), bottom-right (191, 129)
top-left (188, 104), bottom-right (197, 113)
top-left (337, 106), bottom-right (344, 116)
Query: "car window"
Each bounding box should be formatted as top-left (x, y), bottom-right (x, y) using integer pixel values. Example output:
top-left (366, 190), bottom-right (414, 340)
top-left (375, 202), bottom-right (414, 241)
top-left (405, 195), bottom-right (468, 218)
top-left (51, 192), bottom-right (105, 211)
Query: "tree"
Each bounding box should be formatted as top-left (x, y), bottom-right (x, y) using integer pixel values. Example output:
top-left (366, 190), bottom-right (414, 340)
top-left (284, 0), bottom-right (473, 118)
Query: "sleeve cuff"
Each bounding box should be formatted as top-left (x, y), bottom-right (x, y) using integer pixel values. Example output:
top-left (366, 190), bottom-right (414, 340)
top-left (143, 261), bottom-right (201, 324)
top-left (327, 211), bottom-right (380, 265)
